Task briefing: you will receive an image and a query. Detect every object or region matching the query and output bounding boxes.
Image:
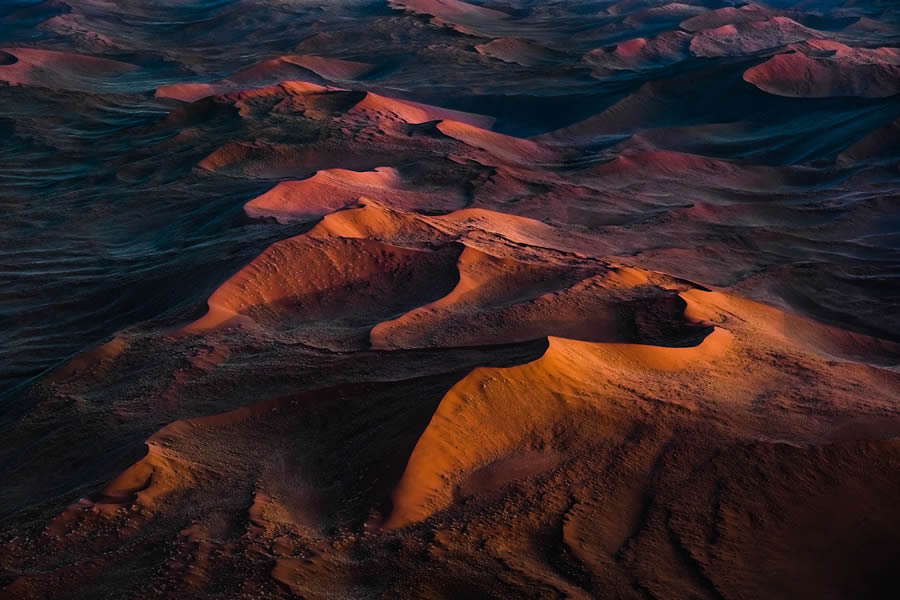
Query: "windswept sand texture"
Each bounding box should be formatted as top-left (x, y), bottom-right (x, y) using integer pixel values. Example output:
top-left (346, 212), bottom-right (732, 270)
top-left (0, 47), bottom-right (137, 91)
top-left (744, 40), bottom-right (900, 98)
top-left (1, 1), bottom-right (900, 599)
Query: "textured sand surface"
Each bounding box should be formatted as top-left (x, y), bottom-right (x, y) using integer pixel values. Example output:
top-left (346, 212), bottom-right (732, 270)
top-left (1, 1), bottom-right (899, 599)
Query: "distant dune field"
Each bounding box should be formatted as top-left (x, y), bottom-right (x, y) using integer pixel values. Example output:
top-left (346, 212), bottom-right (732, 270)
top-left (1, 1), bottom-right (899, 599)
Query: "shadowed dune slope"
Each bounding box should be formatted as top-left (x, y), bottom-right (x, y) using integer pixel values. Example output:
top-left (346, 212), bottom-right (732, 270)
top-left (2, 1), bottom-right (900, 599)
top-left (744, 41), bottom-right (900, 98)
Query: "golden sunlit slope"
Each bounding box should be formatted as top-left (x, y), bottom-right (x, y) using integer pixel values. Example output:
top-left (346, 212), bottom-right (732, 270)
top-left (2, 0), bottom-right (900, 599)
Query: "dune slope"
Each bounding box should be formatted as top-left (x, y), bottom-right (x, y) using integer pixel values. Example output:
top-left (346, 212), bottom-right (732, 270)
top-left (2, 1), bottom-right (900, 599)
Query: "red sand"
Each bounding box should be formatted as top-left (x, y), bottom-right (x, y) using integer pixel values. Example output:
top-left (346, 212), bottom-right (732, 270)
top-left (688, 17), bottom-right (819, 57)
top-left (156, 55), bottom-right (372, 102)
top-left (680, 3), bottom-right (776, 32)
top-left (436, 119), bottom-right (560, 165)
top-left (585, 31), bottom-right (691, 72)
top-left (244, 167), bottom-right (465, 223)
top-left (389, 0), bottom-right (510, 31)
top-left (2, 2), bottom-right (900, 599)
top-left (0, 47), bottom-right (136, 91)
top-left (349, 92), bottom-right (496, 128)
top-left (475, 38), bottom-right (556, 66)
top-left (744, 41), bottom-right (900, 98)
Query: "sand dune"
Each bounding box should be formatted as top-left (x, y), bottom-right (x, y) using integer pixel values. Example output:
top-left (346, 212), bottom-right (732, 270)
top-left (197, 201), bottom-right (624, 347)
top-left (745, 41), bottom-right (900, 98)
top-left (683, 288), bottom-right (900, 366)
top-left (389, 0), bottom-right (510, 34)
top-left (436, 119), bottom-right (561, 165)
top-left (197, 140), bottom-right (407, 179)
top-left (190, 86), bottom-right (500, 177)
top-left (308, 200), bottom-right (602, 262)
top-left (475, 38), bottom-right (558, 66)
top-left (386, 285), bottom-right (898, 529)
top-left (371, 247), bottom-right (605, 348)
top-left (371, 248), bottom-right (707, 349)
top-left (585, 31), bottom-right (691, 72)
top-left (49, 335), bottom-right (131, 382)
top-left (349, 91), bottom-right (496, 128)
top-left (185, 234), bottom-right (462, 347)
top-left (281, 55), bottom-right (375, 81)
top-left (156, 55), bottom-right (373, 102)
top-left (30, 239), bottom-right (898, 596)
top-left (3, 1), bottom-right (900, 598)
top-left (585, 13), bottom-right (827, 73)
top-left (623, 2), bottom-right (707, 26)
top-left (307, 198), bottom-right (449, 241)
top-left (198, 198), bottom-right (718, 353)
top-left (0, 47), bottom-right (137, 91)
top-left (689, 17), bottom-right (820, 57)
top-left (244, 167), bottom-right (465, 223)
top-left (537, 71), bottom-right (727, 143)
top-left (156, 57), bottom-right (322, 102)
top-left (680, 3), bottom-right (777, 32)
top-left (575, 150), bottom-right (830, 198)
top-left (838, 117), bottom-right (900, 164)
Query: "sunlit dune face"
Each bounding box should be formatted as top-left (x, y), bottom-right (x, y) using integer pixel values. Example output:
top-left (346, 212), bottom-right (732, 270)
top-left (744, 43), bottom-right (900, 98)
top-left (244, 167), bottom-right (467, 223)
top-left (244, 168), bottom-right (403, 223)
top-left (185, 235), bottom-right (464, 342)
top-left (349, 92), bottom-right (496, 128)
top-left (3, 0), bottom-right (900, 598)
top-left (436, 119), bottom-right (561, 166)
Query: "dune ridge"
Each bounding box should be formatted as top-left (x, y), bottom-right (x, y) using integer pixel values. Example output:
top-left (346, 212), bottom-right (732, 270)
top-left (244, 167), bottom-right (465, 223)
top-left (156, 55), bottom-right (373, 103)
top-left (389, 0), bottom-right (510, 34)
top-left (3, 1), bottom-right (900, 598)
top-left (0, 47), bottom-right (137, 91)
top-left (349, 91), bottom-right (496, 128)
top-left (744, 41), bottom-right (900, 98)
